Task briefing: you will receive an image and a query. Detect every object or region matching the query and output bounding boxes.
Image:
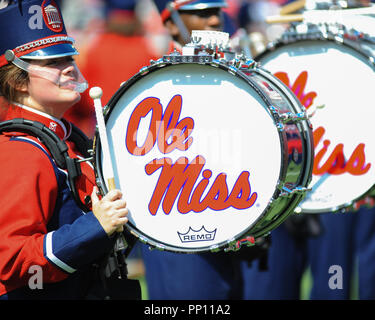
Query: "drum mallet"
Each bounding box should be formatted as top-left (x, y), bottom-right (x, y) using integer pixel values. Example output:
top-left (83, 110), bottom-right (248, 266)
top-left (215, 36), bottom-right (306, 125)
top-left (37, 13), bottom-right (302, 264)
top-left (279, 0), bottom-right (306, 15)
top-left (90, 86), bottom-right (123, 232)
top-left (266, 14), bottom-right (303, 24)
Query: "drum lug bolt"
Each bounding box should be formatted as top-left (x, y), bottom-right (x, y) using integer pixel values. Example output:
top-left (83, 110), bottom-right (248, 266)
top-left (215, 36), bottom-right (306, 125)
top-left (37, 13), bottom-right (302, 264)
top-left (276, 123), bottom-right (284, 131)
top-left (280, 112), bottom-right (308, 123)
top-left (232, 58), bottom-right (242, 68)
top-left (209, 245), bottom-right (221, 253)
top-left (139, 66), bottom-right (149, 76)
top-left (224, 236), bottom-right (255, 252)
top-left (154, 244), bottom-right (166, 251)
top-left (154, 58), bottom-right (167, 68)
top-left (102, 104), bottom-right (110, 115)
top-left (269, 106), bottom-right (285, 131)
top-left (223, 237), bottom-right (237, 252)
top-left (280, 186), bottom-right (311, 198)
top-left (240, 59), bottom-right (257, 69)
top-left (137, 235), bottom-right (148, 245)
top-left (228, 66), bottom-right (237, 76)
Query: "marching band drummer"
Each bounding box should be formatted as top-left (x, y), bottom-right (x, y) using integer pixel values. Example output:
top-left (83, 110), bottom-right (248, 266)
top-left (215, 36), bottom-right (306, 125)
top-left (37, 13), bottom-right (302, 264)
top-left (0, 0), bottom-right (134, 299)
top-left (155, 0), bottom-right (237, 52)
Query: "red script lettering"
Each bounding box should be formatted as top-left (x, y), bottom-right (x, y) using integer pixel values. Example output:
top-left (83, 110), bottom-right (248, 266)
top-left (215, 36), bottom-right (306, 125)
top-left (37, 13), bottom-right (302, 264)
top-left (145, 156), bottom-right (258, 215)
top-left (126, 95), bottom-right (194, 155)
top-left (275, 71), bottom-right (371, 176)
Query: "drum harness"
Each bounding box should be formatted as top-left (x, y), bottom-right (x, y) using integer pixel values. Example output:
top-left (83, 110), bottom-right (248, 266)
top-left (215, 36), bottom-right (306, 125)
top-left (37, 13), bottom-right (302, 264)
top-left (0, 118), bottom-right (139, 299)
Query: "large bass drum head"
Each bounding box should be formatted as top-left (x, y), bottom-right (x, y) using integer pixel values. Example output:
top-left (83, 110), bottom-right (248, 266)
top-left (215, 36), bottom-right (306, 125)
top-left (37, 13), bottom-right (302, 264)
top-left (96, 63), bottom-right (283, 252)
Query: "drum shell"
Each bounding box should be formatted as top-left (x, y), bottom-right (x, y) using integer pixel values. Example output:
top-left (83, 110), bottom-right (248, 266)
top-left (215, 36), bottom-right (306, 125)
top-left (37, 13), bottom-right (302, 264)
top-left (238, 67), bottom-right (314, 236)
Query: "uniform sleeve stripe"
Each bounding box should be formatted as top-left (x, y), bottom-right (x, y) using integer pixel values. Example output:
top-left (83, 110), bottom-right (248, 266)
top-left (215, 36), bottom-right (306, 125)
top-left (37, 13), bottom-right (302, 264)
top-left (45, 232), bottom-right (76, 274)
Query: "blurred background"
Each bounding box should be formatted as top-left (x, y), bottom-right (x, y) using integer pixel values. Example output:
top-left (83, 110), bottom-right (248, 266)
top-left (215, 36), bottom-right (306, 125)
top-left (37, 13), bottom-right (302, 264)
top-left (60, 0), bottom-right (288, 64)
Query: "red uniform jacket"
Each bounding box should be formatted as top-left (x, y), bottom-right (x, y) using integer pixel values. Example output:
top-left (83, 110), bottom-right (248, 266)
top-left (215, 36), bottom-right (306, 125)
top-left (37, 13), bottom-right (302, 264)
top-left (0, 103), bottom-right (113, 299)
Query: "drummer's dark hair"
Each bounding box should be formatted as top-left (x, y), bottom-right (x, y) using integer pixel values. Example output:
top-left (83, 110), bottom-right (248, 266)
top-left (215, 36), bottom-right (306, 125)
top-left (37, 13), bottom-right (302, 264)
top-left (0, 63), bottom-right (29, 103)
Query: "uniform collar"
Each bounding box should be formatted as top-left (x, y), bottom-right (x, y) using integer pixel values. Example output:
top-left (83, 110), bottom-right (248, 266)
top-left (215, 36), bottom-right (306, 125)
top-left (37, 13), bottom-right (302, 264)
top-left (4, 103), bottom-right (71, 140)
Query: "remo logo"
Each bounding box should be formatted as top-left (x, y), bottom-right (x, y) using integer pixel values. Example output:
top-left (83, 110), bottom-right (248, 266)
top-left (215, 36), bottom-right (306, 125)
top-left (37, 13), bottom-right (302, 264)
top-left (275, 71), bottom-right (371, 177)
top-left (125, 94), bottom-right (258, 216)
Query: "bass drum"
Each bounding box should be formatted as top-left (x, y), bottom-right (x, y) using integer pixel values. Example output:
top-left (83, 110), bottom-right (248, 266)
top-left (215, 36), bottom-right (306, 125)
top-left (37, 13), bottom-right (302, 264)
top-left (257, 23), bottom-right (375, 213)
top-left (93, 53), bottom-right (313, 253)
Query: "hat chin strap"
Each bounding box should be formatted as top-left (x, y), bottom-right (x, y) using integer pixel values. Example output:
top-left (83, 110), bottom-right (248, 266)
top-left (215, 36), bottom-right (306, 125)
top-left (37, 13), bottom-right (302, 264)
top-left (5, 50), bottom-right (88, 93)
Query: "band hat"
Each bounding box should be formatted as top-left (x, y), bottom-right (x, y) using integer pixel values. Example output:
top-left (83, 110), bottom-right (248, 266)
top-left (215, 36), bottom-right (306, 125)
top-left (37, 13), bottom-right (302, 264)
top-left (104, 0), bottom-right (136, 21)
top-left (105, 0), bottom-right (136, 12)
top-left (153, 0), bottom-right (228, 22)
top-left (0, 0), bottom-right (78, 68)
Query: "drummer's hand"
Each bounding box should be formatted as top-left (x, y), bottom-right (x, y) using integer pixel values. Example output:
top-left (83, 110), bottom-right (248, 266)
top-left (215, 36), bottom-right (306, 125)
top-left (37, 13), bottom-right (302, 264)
top-left (91, 186), bottom-right (128, 236)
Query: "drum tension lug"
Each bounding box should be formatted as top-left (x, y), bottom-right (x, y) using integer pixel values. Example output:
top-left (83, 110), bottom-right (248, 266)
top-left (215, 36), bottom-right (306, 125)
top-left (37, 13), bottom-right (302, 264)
top-left (224, 236), bottom-right (256, 252)
top-left (102, 105), bottom-right (110, 115)
top-left (147, 242), bottom-right (166, 251)
top-left (280, 186), bottom-right (311, 198)
top-left (269, 106), bottom-right (284, 131)
top-left (280, 112), bottom-right (308, 124)
top-left (269, 106), bottom-right (307, 125)
top-left (209, 244), bottom-right (221, 253)
top-left (276, 123), bottom-right (284, 132)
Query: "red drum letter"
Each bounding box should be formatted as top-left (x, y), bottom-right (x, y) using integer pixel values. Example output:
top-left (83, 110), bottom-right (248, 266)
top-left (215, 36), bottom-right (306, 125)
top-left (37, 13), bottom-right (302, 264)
top-left (126, 97), bottom-right (163, 156)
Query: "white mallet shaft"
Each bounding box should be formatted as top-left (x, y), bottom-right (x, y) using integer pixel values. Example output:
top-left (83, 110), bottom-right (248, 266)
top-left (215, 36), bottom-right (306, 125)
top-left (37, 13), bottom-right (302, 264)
top-left (89, 87), bottom-right (116, 191)
top-left (90, 87), bottom-right (123, 232)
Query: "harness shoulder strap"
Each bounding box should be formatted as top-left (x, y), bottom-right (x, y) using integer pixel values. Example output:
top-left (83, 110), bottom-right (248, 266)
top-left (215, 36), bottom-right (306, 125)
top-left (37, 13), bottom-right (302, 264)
top-left (0, 118), bottom-right (89, 211)
top-left (68, 123), bottom-right (93, 159)
top-left (0, 118), bottom-right (67, 168)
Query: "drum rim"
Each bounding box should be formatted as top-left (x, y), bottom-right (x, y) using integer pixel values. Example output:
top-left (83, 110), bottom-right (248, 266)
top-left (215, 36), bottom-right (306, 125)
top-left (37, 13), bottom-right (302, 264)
top-left (93, 59), bottom-right (313, 252)
top-left (248, 68), bottom-right (314, 230)
top-left (256, 23), bottom-right (375, 69)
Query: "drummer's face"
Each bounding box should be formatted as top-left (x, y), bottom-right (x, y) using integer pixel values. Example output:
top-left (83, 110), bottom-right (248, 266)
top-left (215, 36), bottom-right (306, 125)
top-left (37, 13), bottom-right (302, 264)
top-left (176, 8), bottom-right (223, 44)
top-left (20, 57), bottom-right (81, 118)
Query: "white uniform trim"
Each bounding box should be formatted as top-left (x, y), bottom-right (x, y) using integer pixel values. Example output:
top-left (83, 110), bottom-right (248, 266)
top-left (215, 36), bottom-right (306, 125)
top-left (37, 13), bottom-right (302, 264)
top-left (45, 232), bottom-right (76, 274)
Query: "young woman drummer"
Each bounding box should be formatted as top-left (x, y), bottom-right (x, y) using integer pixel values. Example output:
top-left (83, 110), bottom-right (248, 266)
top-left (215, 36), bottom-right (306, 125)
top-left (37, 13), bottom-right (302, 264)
top-left (0, 0), bottom-right (129, 299)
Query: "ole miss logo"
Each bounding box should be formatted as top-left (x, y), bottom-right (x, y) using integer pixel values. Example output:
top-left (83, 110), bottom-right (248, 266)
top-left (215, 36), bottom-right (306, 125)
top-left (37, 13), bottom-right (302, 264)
top-left (41, 0), bottom-right (63, 33)
top-left (125, 94), bottom-right (258, 216)
top-left (275, 71), bottom-right (371, 176)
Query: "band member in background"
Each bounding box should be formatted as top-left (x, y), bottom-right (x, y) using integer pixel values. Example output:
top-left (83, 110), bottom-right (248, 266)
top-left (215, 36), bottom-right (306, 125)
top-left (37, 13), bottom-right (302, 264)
top-left (0, 0), bottom-right (135, 299)
top-left (155, 0), bottom-right (236, 52)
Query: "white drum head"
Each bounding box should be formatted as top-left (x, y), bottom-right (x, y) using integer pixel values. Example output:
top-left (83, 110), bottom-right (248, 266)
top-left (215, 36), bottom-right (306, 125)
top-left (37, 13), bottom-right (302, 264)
top-left (100, 64), bottom-right (282, 251)
top-left (260, 40), bottom-right (375, 212)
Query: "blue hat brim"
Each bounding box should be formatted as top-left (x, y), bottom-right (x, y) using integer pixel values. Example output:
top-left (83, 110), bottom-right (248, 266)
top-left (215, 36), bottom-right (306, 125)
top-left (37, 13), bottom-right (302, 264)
top-left (21, 43), bottom-right (79, 60)
top-left (178, 2), bottom-right (227, 10)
